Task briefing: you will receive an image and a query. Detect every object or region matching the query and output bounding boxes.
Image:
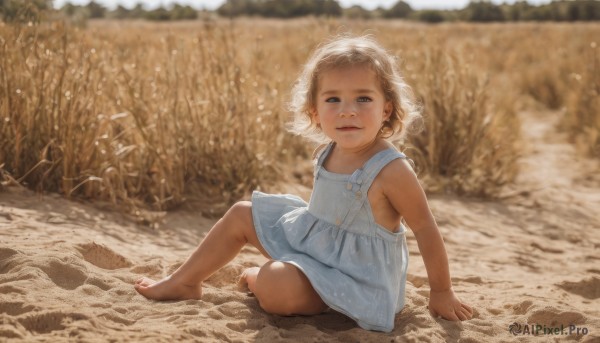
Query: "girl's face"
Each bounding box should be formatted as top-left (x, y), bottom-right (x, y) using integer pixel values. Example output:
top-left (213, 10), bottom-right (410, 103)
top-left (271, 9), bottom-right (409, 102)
top-left (311, 65), bottom-right (392, 151)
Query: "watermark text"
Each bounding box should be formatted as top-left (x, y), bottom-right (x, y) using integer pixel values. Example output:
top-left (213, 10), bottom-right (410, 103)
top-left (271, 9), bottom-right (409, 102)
top-left (509, 323), bottom-right (589, 336)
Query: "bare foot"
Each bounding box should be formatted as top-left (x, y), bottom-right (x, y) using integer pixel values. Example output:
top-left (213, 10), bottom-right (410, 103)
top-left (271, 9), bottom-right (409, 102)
top-left (237, 267), bottom-right (260, 293)
top-left (134, 276), bottom-right (202, 300)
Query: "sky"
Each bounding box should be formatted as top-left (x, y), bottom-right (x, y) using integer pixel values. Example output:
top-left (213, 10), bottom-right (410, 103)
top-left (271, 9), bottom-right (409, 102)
top-left (53, 0), bottom-right (555, 11)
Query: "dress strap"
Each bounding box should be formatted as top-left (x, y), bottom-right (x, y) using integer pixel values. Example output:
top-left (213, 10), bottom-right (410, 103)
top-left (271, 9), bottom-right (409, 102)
top-left (359, 148), bottom-right (406, 191)
top-left (339, 148), bottom-right (406, 230)
top-left (313, 142), bottom-right (334, 178)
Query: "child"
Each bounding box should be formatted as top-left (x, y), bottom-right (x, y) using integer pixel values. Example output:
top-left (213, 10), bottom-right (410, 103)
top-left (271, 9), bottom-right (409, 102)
top-left (134, 35), bottom-right (473, 332)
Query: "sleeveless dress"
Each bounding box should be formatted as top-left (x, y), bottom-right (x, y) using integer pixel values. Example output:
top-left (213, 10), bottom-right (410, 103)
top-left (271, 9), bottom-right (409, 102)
top-left (251, 142), bottom-right (409, 332)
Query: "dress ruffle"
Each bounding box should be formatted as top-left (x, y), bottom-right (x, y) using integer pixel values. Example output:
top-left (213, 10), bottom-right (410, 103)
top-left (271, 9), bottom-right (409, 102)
top-left (252, 190), bottom-right (408, 332)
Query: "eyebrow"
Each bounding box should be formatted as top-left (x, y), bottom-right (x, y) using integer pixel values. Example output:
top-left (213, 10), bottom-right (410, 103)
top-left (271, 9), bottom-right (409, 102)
top-left (319, 89), bottom-right (376, 96)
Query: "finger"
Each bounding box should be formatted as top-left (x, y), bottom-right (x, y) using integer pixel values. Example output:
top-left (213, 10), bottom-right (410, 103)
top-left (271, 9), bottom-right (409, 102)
top-left (461, 303), bottom-right (474, 315)
top-left (454, 309), bottom-right (467, 321)
top-left (444, 310), bottom-right (460, 321)
top-left (461, 305), bottom-right (473, 319)
top-left (456, 308), bottom-right (470, 321)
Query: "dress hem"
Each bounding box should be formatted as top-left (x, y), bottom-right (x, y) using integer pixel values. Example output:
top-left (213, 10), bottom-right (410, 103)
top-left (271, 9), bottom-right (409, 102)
top-left (250, 191), bottom-right (395, 333)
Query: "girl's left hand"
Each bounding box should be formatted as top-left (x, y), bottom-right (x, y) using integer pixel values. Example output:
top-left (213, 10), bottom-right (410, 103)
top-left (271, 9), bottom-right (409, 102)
top-left (428, 288), bottom-right (473, 321)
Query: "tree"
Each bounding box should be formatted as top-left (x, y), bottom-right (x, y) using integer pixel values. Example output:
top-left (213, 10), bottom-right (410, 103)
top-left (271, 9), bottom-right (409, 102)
top-left (508, 1), bottom-right (531, 21)
top-left (318, 0), bottom-right (342, 17)
top-left (145, 6), bottom-right (170, 21)
top-left (217, 0), bottom-right (341, 18)
top-left (1, 0), bottom-right (52, 22)
top-left (384, 1), bottom-right (412, 18)
top-left (86, 0), bottom-right (105, 18)
top-left (60, 2), bottom-right (79, 16)
top-left (567, 0), bottom-right (600, 21)
top-left (344, 5), bottom-right (371, 19)
top-left (217, 0), bottom-right (261, 17)
top-left (111, 5), bottom-right (131, 19)
top-left (170, 4), bottom-right (197, 20)
top-left (417, 10), bottom-right (445, 23)
top-left (463, 1), bottom-right (505, 22)
top-left (130, 3), bottom-right (145, 19)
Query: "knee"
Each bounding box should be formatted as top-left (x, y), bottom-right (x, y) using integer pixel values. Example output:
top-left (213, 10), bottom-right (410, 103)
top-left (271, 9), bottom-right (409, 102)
top-left (253, 263), bottom-right (295, 316)
top-left (253, 262), bottom-right (327, 316)
top-left (224, 201), bottom-right (253, 227)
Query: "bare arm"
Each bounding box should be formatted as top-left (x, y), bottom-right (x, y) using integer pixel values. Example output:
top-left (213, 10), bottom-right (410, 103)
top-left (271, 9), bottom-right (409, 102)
top-left (381, 159), bottom-right (473, 321)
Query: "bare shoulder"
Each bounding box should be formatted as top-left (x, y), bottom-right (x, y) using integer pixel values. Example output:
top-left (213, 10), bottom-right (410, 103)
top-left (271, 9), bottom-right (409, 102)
top-left (377, 156), bottom-right (433, 230)
top-left (378, 156), bottom-right (428, 207)
top-left (379, 156), bottom-right (419, 188)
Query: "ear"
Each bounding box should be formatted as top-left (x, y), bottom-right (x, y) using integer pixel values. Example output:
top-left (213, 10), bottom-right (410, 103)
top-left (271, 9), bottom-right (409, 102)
top-left (383, 101), bottom-right (393, 121)
top-left (310, 107), bottom-right (320, 124)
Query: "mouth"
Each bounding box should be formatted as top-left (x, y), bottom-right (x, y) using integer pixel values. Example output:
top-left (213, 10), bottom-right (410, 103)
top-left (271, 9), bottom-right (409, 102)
top-left (336, 126), bottom-right (361, 131)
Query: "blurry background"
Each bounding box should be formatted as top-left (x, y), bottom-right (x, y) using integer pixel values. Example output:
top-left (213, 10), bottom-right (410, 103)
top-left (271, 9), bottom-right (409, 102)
top-left (0, 1), bottom-right (598, 218)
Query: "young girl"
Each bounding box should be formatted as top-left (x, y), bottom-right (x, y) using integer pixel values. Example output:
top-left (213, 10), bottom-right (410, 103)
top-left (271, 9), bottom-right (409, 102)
top-left (134, 35), bottom-right (473, 332)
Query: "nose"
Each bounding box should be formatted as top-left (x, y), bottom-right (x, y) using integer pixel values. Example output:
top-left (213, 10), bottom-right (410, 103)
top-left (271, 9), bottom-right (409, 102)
top-left (339, 102), bottom-right (357, 117)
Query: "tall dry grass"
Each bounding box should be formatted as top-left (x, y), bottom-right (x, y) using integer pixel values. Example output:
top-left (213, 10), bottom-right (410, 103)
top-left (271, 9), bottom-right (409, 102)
top-left (514, 25), bottom-right (583, 110)
top-left (406, 47), bottom-right (519, 197)
top-left (0, 20), bottom-right (306, 212)
top-left (502, 23), bottom-right (600, 158)
top-left (1, 19), bottom-right (596, 213)
top-left (565, 41), bottom-right (599, 157)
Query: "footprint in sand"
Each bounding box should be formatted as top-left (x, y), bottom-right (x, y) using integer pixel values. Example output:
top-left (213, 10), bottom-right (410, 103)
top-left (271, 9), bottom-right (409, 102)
top-left (76, 242), bottom-right (132, 270)
top-left (556, 276), bottom-right (600, 300)
top-left (511, 300), bottom-right (534, 315)
top-left (0, 247), bottom-right (17, 257)
top-left (0, 302), bottom-right (35, 316)
top-left (185, 327), bottom-right (208, 338)
top-left (0, 247), bottom-right (20, 273)
top-left (0, 284), bottom-right (26, 295)
top-left (526, 306), bottom-right (586, 327)
top-left (17, 311), bottom-right (87, 334)
top-left (99, 311), bottom-right (136, 326)
top-left (0, 316), bottom-right (26, 339)
top-left (85, 276), bottom-right (112, 291)
top-left (0, 212), bottom-right (13, 223)
top-left (38, 259), bottom-right (88, 290)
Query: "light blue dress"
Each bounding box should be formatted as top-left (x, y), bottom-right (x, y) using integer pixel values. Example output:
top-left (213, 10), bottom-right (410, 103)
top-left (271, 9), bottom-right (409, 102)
top-left (251, 142), bottom-right (409, 332)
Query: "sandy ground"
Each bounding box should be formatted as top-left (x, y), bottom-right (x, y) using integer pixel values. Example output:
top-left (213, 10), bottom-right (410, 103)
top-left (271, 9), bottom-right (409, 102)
top-left (1, 109), bottom-right (599, 342)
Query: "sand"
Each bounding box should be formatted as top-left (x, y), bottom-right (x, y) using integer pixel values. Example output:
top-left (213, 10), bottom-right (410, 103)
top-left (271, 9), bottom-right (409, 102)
top-left (1, 109), bottom-right (599, 342)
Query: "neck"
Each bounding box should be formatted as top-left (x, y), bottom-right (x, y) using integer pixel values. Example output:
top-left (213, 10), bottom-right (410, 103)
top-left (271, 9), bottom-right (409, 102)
top-left (333, 138), bottom-right (388, 159)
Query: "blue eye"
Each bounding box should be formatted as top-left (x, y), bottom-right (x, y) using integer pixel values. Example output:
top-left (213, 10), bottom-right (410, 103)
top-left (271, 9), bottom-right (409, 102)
top-left (325, 97), bottom-right (340, 103)
top-left (357, 97), bottom-right (372, 103)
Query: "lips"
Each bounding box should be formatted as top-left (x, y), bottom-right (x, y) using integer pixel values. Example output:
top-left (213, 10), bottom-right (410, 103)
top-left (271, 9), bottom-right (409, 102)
top-left (336, 126), bottom-right (361, 131)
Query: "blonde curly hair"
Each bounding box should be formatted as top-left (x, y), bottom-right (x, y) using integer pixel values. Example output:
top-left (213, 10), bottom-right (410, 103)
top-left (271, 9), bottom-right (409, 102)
top-left (288, 35), bottom-right (421, 144)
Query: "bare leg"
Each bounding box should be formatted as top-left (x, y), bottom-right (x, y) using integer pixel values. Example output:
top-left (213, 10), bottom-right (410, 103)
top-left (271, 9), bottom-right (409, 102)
top-left (241, 261), bottom-right (327, 316)
top-left (134, 201), bottom-right (269, 300)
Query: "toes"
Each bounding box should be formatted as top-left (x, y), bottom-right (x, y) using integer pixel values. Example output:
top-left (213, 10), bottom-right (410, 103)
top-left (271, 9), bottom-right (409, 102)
top-left (135, 277), bottom-right (155, 287)
top-left (237, 267), bottom-right (260, 292)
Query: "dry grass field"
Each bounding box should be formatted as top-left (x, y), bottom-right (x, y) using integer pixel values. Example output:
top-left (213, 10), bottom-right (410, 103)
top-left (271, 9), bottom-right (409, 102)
top-left (0, 19), bottom-right (599, 342)
top-left (3, 19), bottom-right (597, 212)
